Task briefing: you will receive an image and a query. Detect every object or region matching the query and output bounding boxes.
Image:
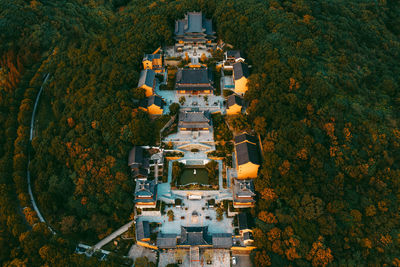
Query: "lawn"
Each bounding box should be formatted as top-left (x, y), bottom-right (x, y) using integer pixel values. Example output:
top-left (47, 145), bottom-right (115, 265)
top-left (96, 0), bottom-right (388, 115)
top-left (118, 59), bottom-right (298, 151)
top-left (179, 167), bottom-right (209, 185)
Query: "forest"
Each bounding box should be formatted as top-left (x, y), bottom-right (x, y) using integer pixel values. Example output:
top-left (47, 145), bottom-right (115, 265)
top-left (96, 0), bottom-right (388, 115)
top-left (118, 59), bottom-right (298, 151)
top-left (0, 0), bottom-right (399, 266)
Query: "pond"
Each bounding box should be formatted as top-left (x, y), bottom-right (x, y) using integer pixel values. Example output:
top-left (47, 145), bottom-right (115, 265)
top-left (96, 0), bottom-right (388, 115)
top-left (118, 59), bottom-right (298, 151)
top-left (179, 166), bottom-right (209, 185)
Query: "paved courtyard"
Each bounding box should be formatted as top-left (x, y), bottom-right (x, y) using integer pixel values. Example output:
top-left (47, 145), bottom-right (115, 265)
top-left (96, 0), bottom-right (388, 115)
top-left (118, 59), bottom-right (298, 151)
top-left (127, 244), bottom-right (157, 264)
top-left (159, 248), bottom-right (230, 267)
top-left (137, 197), bottom-right (233, 235)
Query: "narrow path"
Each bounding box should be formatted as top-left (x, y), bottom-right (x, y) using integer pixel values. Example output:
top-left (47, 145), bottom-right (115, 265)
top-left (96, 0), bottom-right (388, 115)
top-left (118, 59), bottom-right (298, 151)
top-left (27, 73), bottom-right (55, 234)
top-left (92, 220), bottom-right (134, 250)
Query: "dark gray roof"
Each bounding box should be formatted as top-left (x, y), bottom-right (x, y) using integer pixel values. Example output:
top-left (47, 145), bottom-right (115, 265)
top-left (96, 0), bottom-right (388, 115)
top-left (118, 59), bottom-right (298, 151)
top-left (135, 180), bottom-right (157, 202)
top-left (139, 95), bottom-right (164, 108)
top-left (238, 213), bottom-right (249, 231)
top-left (174, 12), bottom-right (215, 37)
top-left (179, 111), bottom-right (210, 123)
top-left (128, 146), bottom-right (143, 166)
top-left (212, 233), bottom-right (232, 248)
top-left (136, 220), bottom-right (150, 241)
top-left (235, 141), bottom-right (260, 165)
top-left (234, 133), bottom-right (258, 145)
top-left (176, 68), bottom-right (212, 84)
top-left (179, 226), bottom-right (211, 246)
top-left (186, 12), bottom-right (203, 33)
top-left (138, 69), bottom-right (155, 88)
top-left (243, 231), bottom-right (253, 241)
top-left (157, 233), bottom-right (177, 248)
top-left (227, 94), bottom-right (243, 108)
top-left (178, 111), bottom-right (210, 129)
top-left (226, 50), bottom-right (243, 59)
top-left (233, 62), bottom-right (249, 80)
top-left (233, 179), bottom-right (256, 200)
top-left (143, 54), bottom-right (161, 61)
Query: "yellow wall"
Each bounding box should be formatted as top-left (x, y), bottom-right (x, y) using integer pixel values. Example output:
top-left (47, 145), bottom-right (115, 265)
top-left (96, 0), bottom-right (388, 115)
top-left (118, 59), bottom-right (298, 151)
top-left (234, 77), bottom-right (248, 95)
top-left (226, 104), bottom-right (242, 115)
top-left (140, 84), bottom-right (153, 97)
top-left (143, 60), bottom-right (152, 70)
top-left (148, 104), bottom-right (163, 115)
top-left (236, 161), bottom-right (259, 179)
top-left (233, 202), bottom-right (254, 208)
top-left (137, 241), bottom-right (158, 250)
top-left (153, 57), bottom-right (162, 67)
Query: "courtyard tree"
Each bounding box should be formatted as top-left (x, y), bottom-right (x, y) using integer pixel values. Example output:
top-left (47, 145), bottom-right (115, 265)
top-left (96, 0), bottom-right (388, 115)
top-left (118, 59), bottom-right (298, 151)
top-left (179, 96), bottom-right (186, 106)
top-left (167, 210), bottom-right (174, 221)
top-left (216, 207), bottom-right (224, 221)
top-left (169, 102), bottom-right (180, 116)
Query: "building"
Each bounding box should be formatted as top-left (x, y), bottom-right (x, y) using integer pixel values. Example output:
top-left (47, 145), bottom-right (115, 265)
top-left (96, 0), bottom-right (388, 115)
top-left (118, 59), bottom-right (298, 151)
top-left (138, 69), bottom-right (156, 97)
top-left (226, 94), bottom-right (243, 115)
top-left (136, 220), bottom-right (150, 242)
top-left (175, 68), bottom-right (214, 94)
top-left (232, 179), bottom-right (256, 208)
top-left (135, 180), bottom-right (157, 208)
top-left (156, 226), bottom-right (232, 249)
top-left (139, 95), bottom-right (164, 115)
top-left (128, 146), bottom-right (149, 179)
top-left (234, 133), bottom-right (260, 179)
top-left (178, 110), bottom-right (211, 131)
top-left (142, 54), bottom-right (163, 73)
top-left (223, 50), bottom-right (245, 69)
top-left (238, 213), bottom-right (254, 245)
top-left (174, 11), bottom-right (216, 51)
top-left (233, 62), bottom-right (249, 95)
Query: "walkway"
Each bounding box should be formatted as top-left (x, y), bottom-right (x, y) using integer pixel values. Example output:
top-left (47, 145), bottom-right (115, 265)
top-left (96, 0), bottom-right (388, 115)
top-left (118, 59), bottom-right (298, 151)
top-left (27, 73), bottom-right (55, 234)
top-left (92, 220), bottom-right (134, 250)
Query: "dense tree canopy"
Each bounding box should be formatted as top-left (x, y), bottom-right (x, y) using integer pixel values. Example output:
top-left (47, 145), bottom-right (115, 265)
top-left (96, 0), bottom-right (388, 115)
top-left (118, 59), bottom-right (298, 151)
top-left (0, 0), bottom-right (399, 265)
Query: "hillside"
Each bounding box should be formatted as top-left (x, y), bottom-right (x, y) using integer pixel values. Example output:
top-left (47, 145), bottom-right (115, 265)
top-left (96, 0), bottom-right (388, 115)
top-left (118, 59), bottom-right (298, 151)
top-left (0, 0), bottom-right (399, 266)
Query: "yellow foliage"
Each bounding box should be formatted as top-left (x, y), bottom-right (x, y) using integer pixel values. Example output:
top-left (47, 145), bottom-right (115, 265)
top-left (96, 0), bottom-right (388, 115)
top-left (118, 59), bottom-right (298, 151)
top-left (260, 187), bottom-right (278, 201)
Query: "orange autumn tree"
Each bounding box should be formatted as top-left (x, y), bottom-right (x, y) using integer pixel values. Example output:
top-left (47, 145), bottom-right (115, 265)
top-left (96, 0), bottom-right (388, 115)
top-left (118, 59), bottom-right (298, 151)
top-left (306, 236), bottom-right (334, 266)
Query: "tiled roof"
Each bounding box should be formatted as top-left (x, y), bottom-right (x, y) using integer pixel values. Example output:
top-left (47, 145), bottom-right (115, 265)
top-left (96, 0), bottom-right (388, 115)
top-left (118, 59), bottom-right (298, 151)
top-left (143, 54), bottom-right (161, 61)
top-left (157, 233), bottom-right (177, 248)
top-left (234, 179), bottom-right (256, 200)
top-left (238, 213), bottom-right (249, 231)
top-left (227, 94), bottom-right (243, 108)
top-left (233, 62), bottom-right (249, 80)
top-left (234, 133), bottom-right (258, 145)
top-left (176, 68), bottom-right (212, 84)
top-left (179, 226), bottom-right (211, 246)
top-left (226, 50), bottom-right (242, 59)
top-left (139, 95), bottom-right (164, 108)
top-left (136, 220), bottom-right (150, 241)
top-left (212, 233), bottom-right (232, 248)
top-left (235, 142), bottom-right (260, 165)
top-left (138, 69), bottom-right (155, 88)
top-left (128, 146), bottom-right (143, 166)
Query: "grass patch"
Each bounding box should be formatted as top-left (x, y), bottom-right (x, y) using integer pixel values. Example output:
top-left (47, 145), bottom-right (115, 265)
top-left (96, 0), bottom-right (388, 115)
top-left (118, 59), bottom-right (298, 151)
top-left (179, 167), bottom-right (209, 185)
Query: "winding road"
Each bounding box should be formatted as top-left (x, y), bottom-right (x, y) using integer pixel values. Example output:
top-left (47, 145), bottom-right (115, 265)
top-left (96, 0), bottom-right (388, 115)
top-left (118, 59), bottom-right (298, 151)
top-left (27, 73), bottom-right (55, 234)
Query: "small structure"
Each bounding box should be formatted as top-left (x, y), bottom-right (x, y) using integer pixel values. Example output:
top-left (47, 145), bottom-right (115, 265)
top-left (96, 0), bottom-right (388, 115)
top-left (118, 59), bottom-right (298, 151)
top-left (136, 220), bottom-right (150, 242)
top-left (174, 11), bottom-right (216, 52)
top-left (142, 54), bottom-right (163, 73)
top-left (179, 226), bottom-right (212, 247)
top-left (226, 94), bottom-right (243, 115)
top-left (212, 233), bottom-right (233, 249)
top-left (223, 50), bottom-right (245, 69)
top-left (232, 179), bottom-right (256, 208)
top-left (138, 69), bottom-right (156, 97)
top-left (128, 146), bottom-right (149, 179)
top-left (238, 213), bottom-right (254, 245)
top-left (178, 110), bottom-right (211, 131)
top-left (233, 62), bottom-right (249, 95)
top-left (135, 180), bottom-right (157, 208)
top-left (175, 68), bottom-right (214, 94)
top-left (157, 233), bottom-right (178, 249)
top-left (234, 133), bottom-right (260, 179)
top-left (139, 95), bottom-right (165, 115)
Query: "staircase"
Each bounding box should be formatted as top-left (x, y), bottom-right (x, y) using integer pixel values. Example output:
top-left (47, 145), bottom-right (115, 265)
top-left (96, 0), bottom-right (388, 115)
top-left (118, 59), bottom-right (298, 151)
top-left (190, 246), bottom-right (200, 267)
